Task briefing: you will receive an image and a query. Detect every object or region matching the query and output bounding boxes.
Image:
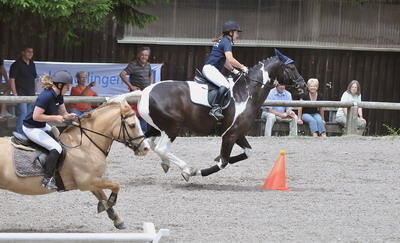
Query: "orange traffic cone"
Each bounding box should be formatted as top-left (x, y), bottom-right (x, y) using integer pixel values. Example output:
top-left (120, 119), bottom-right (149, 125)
top-left (262, 150), bottom-right (291, 191)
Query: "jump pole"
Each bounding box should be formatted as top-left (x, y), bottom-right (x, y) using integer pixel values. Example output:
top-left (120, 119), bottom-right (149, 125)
top-left (0, 222), bottom-right (169, 242)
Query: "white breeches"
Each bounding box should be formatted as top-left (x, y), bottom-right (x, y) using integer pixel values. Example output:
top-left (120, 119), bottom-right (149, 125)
top-left (202, 64), bottom-right (230, 89)
top-left (22, 124), bottom-right (62, 153)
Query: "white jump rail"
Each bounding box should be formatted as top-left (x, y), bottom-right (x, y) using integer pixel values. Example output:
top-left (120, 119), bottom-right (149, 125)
top-left (0, 222), bottom-right (169, 242)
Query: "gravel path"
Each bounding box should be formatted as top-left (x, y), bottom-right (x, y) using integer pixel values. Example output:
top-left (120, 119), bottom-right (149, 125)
top-left (1, 136), bottom-right (400, 242)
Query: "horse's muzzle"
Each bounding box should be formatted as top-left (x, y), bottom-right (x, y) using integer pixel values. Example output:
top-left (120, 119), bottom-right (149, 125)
top-left (134, 139), bottom-right (150, 156)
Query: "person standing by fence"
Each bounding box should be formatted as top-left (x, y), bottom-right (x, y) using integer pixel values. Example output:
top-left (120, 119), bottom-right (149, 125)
top-left (119, 46), bottom-right (153, 133)
top-left (9, 47), bottom-right (38, 135)
top-left (68, 71), bottom-right (98, 116)
top-left (336, 80), bottom-right (366, 135)
top-left (0, 58), bottom-right (12, 119)
top-left (298, 78), bottom-right (326, 137)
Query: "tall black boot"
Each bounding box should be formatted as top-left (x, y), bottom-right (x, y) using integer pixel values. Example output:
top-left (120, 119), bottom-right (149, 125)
top-left (209, 86), bottom-right (229, 121)
top-left (42, 149), bottom-right (60, 190)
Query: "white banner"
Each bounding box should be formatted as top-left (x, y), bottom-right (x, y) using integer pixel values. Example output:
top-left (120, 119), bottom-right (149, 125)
top-left (2, 60), bottom-right (163, 96)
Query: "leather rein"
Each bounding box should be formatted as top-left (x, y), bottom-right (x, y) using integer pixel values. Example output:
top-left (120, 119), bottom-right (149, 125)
top-left (60, 113), bottom-right (145, 156)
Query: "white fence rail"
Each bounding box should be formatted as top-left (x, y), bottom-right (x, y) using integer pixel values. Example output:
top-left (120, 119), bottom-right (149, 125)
top-left (2, 96), bottom-right (400, 135)
top-left (0, 222), bottom-right (169, 242)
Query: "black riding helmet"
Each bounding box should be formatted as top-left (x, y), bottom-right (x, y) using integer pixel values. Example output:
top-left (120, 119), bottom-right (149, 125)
top-left (222, 21), bottom-right (242, 34)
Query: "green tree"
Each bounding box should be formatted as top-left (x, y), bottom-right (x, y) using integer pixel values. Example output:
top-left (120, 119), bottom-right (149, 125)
top-left (0, 0), bottom-right (164, 45)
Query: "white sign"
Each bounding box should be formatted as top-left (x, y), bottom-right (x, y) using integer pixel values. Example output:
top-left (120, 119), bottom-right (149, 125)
top-left (2, 60), bottom-right (163, 96)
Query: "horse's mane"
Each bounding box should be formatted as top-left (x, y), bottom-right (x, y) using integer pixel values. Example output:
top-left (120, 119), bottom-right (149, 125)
top-left (62, 102), bottom-right (119, 133)
top-left (249, 56), bottom-right (279, 72)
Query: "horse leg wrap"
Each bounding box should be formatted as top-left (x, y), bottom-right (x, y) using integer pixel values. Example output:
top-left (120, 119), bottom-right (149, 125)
top-left (201, 165), bottom-right (221, 176)
top-left (107, 192), bottom-right (118, 208)
top-left (98, 200), bottom-right (109, 213)
top-left (229, 153), bottom-right (248, 164)
top-left (106, 208), bottom-right (117, 221)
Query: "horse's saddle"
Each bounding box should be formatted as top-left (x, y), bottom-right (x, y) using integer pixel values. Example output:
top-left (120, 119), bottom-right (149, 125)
top-left (11, 130), bottom-right (67, 191)
top-left (188, 69), bottom-right (231, 109)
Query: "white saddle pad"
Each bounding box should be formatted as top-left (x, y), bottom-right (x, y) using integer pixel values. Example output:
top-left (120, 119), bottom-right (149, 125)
top-left (187, 81), bottom-right (212, 107)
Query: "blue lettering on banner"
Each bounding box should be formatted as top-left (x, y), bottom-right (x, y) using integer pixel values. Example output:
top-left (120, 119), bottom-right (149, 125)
top-left (2, 60), bottom-right (163, 96)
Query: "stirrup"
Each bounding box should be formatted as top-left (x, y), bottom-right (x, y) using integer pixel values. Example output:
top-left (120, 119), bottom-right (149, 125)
top-left (42, 177), bottom-right (58, 190)
top-left (209, 107), bottom-right (224, 121)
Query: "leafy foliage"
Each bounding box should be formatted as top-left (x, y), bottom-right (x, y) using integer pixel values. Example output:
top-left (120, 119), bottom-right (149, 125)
top-left (0, 0), bottom-right (164, 44)
top-left (383, 124), bottom-right (400, 136)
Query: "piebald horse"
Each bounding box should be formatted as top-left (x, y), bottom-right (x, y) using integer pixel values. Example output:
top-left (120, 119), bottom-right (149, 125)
top-left (0, 93), bottom-right (150, 229)
top-left (138, 50), bottom-right (306, 181)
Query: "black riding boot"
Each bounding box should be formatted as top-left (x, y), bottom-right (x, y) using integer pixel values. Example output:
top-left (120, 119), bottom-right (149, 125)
top-left (209, 86), bottom-right (229, 121)
top-left (42, 149), bottom-right (60, 190)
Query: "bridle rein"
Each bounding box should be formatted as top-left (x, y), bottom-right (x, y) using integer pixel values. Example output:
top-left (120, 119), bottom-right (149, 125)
top-left (61, 113), bottom-right (145, 156)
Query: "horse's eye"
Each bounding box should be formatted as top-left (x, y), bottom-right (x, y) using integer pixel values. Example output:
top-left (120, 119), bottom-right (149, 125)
top-left (128, 123), bottom-right (136, 128)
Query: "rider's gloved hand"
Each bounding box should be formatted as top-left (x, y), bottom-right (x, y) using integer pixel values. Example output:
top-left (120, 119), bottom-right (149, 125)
top-left (231, 68), bottom-right (240, 75)
top-left (241, 66), bottom-right (249, 74)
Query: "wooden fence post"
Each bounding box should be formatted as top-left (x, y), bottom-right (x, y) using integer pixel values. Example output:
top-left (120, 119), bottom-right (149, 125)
top-left (346, 102), bottom-right (358, 135)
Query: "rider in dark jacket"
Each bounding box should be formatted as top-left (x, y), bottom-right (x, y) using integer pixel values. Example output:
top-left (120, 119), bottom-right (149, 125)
top-left (23, 71), bottom-right (77, 190)
top-left (203, 21), bottom-right (248, 121)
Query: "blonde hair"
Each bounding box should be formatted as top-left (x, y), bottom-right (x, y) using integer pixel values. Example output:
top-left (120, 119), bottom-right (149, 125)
top-left (40, 74), bottom-right (54, 89)
top-left (212, 34), bottom-right (224, 42)
top-left (307, 78), bottom-right (319, 87)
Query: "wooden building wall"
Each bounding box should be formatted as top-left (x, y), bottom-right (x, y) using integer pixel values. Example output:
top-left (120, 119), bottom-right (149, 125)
top-left (1, 20), bottom-right (399, 135)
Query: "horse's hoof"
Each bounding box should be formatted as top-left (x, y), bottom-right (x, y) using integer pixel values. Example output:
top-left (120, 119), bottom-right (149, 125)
top-left (181, 167), bottom-right (196, 182)
top-left (115, 222), bottom-right (126, 230)
top-left (161, 162), bottom-right (170, 173)
top-left (97, 200), bottom-right (108, 213)
top-left (181, 171), bottom-right (190, 182)
top-left (214, 155), bottom-right (220, 162)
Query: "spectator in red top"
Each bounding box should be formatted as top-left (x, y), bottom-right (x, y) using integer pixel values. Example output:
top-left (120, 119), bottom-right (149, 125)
top-left (68, 71), bottom-right (97, 116)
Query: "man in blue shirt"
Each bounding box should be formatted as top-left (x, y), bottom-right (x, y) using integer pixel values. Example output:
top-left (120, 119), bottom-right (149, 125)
top-left (261, 84), bottom-right (298, 136)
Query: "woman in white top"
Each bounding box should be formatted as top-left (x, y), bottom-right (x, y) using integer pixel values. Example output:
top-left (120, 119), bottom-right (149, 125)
top-left (336, 80), bottom-right (366, 133)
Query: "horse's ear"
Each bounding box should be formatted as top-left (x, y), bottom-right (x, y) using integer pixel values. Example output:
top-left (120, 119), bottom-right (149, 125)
top-left (274, 48), bottom-right (295, 65)
top-left (119, 99), bottom-right (131, 115)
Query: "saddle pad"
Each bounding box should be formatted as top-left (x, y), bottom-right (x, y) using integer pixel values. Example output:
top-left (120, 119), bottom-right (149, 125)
top-left (187, 81), bottom-right (211, 107)
top-left (13, 147), bottom-right (45, 177)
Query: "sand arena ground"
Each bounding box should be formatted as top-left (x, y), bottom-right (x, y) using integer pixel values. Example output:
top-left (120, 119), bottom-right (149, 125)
top-left (1, 136), bottom-right (400, 242)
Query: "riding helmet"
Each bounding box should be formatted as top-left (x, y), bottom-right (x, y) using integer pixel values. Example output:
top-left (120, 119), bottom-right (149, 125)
top-left (222, 21), bottom-right (242, 33)
top-left (52, 70), bottom-right (72, 84)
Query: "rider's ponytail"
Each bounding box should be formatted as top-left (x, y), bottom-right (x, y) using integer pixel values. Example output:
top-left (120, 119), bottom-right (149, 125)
top-left (212, 34), bottom-right (224, 42)
top-left (40, 74), bottom-right (54, 89)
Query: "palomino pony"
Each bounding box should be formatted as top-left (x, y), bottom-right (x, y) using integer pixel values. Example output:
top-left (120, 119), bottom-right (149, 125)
top-left (138, 49), bottom-right (306, 181)
top-left (0, 93), bottom-right (150, 229)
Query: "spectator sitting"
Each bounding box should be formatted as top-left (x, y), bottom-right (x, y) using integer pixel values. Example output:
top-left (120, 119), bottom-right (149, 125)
top-left (261, 84), bottom-right (298, 136)
top-left (68, 71), bottom-right (97, 116)
top-left (336, 80), bottom-right (366, 135)
top-left (298, 78), bottom-right (326, 137)
top-left (0, 58), bottom-right (13, 119)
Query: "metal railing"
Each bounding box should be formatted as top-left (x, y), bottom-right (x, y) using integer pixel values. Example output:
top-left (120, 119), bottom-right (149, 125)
top-left (2, 96), bottom-right (400, 135)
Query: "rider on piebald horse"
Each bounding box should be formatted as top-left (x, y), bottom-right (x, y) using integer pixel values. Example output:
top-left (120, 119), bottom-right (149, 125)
top-left (203, 20), bottom-right (249, 121)
top-left (22, 71), bottom-right (77, 190)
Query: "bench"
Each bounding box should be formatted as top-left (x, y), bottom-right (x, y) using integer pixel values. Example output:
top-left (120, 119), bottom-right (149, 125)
top-left (247, 107), bottom-right (344, 136)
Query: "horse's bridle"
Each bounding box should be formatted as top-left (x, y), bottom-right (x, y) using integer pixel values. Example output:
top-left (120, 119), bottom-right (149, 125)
top-left (245, 70), bottom-right (304, 89)
top-left (60, 113), bottom-right (145, 156)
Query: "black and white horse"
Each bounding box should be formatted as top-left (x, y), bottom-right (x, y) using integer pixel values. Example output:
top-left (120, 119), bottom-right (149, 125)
top-left (138, 49), bottom-right (306, 181)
